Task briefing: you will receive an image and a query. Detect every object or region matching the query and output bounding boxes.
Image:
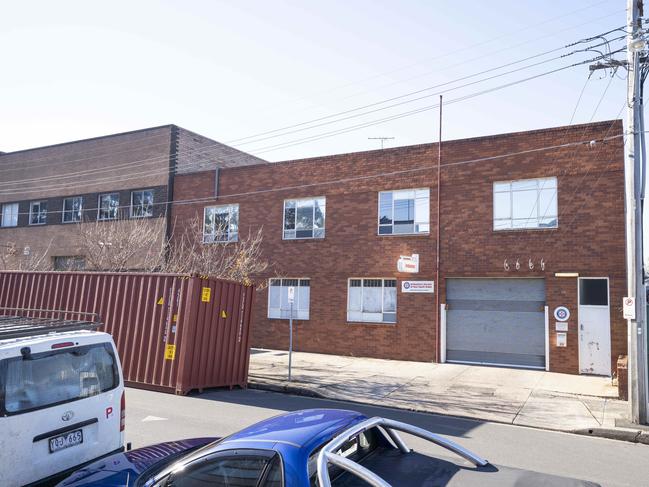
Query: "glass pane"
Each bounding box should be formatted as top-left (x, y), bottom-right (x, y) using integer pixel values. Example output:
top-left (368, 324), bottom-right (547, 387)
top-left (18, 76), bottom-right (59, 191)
top-left (539, 177), bottom-right (557, 189)
top-left (382, 312), bottom-right (396, 323)
top-left (313, 228), bottom-right (325, 238)
top-left (493, 219), bottom-right (512, 230)
top-left (296, 229), bottom-right (313, 238)
top-left (269, 285), bottom-right (281, 309)
top-left (132, 192), bottom-right (143, 206)
top-left (579, 279), bottom-right (608, 306)
top-left (414, 191), bottom-right (429, 230)
top-left (284, 230), bottom-right (296, 239)
top-left (539, 217), bottom-right (558, 228)
top-left (393, 198), bottom-right (414, 227)
top-left (493, 191), bottom-right (511, 219)
top-left (3, 344), bottom-right (117, 413)
top-left (314, 199), bottom-right (325, 229)
top-left (383, 286), bottom-right (396, 312)
top-left (512, 190), bottom-right (537, 220)
top-left (512, 219), bottom-right (535, 229)
top-left (393, 222), bottom-right (415, 234)
top-left (348, 285), bottom-right (362, 312)
top-left (511, 179), bottom-right (538, 191)
top-left (173, 456), bottom-right (268, 487)
top-left (493, 182), bottom-right (510, 192)
top-left (379, 192), bottom-right (392, 225)
top-left (393, 189), bottom-right (415, 200)
top-left (538, 188), bottom-right (557, 218)
top-left (229, 205), bottom-right (239, 237)
top-left (362, 286), bottom-right (382, 313)
top-left (284, 205), bottom-right (295, 230)
top-left (298, 285), bottom-right (310, 311)
top-left (296, 201), bottom-right (314, 231)
top-left (378, 225), bottom-right (392, 235)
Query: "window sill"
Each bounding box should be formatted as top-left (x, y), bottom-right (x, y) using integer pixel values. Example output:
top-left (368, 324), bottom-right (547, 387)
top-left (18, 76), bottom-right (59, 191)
top-left (346, 320), bottom-right (397, 326)
top-left (28, 223), bottom-right (46, 226)
top-left (493, 227), bottom-right (558, 234)
top-left (376, 232), bottom-right (430, 238)
top-left (282, 237), bottom-right (326, 242)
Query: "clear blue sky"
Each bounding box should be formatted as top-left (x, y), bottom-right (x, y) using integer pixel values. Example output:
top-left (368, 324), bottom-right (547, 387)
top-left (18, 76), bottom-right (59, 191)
top-left (1, 0), bottom-right (628, 162)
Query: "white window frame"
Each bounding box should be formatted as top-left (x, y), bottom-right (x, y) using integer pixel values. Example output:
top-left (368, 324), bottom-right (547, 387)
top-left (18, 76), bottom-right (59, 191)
top-left (98, 193), bottom-right (120, 221)
top-left (283, 197), bottom-right (326, 240)
top-left (62, 196), bottom-right (83, 223)
top-left (29, 201), bottom-right (47, 226)
top-left (347, 278), bottom-right (397, 324)
top-left (203, 204), bottom-right (239, 243)
top-left (1, 203), bottom-right (18, 228)
top-left (493, 177), bottom-right (558, 231)
top-left (267, 278), bottom-right (310, 320)
top-left (378, 188), bottom-right (430, 235)
top-left (130, 189), bottom-right (154, 219)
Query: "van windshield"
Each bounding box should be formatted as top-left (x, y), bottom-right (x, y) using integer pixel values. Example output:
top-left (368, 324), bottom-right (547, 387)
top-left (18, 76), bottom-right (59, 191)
top-left (0, 342), bottom-right (119, 415)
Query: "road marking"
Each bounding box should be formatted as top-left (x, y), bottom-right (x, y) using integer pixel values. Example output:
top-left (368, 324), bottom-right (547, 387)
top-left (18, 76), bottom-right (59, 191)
top-left (142, 415), bottom-right (168, 422)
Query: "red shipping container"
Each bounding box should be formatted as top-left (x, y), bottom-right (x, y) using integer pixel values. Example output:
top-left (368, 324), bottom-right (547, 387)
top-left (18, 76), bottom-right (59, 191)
top-left (0, 271), bottom-right (254, 395)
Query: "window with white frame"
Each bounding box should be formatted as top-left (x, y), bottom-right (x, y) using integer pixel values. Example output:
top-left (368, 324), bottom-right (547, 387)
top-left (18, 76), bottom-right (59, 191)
top-left (130, 189), bottom-right (154, 218)
top-left (493, 177), bottom-right (558, 230)
top-left (62, 196), bottom-right (83, 223)
top-left (29, 201), bottom-right (47, 225)
top-left (283, 197), bottom-right (325, 239)
top-left (268, 278), bottom-right (310, 319)
top-left (347, 279), bottom-right (396, 323)
top-left (203, 204), bottom-right (239, 243)
top-left (98, 193), bottom-right (120, 221)
top-left (1, 203), bottom-right (18, 228)
top-left (378, 188), bottom-right (430, 235)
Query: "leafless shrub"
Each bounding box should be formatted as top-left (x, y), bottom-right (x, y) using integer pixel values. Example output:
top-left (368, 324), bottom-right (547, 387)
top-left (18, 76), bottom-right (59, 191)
top-left (76, 215), bottom-right (166, 272)
top-left (162, 216), bottom-right (269, 287)
top-left (0, 240), bottom-right (53, 271)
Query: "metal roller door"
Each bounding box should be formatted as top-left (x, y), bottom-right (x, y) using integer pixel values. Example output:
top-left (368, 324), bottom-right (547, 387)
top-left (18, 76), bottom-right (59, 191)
top-left (446, 278), bottom-right (546, 369)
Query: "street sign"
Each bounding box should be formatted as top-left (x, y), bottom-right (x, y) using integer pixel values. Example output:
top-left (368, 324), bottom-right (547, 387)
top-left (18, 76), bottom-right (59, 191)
top-left (554, 306), bottom-right (570, 322)
top-left (623, 296), bottom-right (636, 320)
top-left (287, 286), bottom-right (295, 304)
top-left (401, 281), bottom-right (434, 293)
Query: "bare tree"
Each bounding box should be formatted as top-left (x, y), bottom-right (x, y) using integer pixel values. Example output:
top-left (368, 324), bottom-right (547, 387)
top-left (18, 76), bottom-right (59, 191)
top-left (76, 216), bottom-right (166, 272)
top-left (0, 240), bottom-right (53, 271)
top-left (163, 216), bottom-right (270, 287)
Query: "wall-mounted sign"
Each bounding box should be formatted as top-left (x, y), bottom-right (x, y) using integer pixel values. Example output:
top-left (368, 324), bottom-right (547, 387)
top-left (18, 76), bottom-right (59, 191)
top-left (554, 306), bottom-right (570, 322)
top-left (555, 322), bottom-right (568, 332)
top-left (397, 254), bottom-right (419, 273)
top-left (623, 297), bottom-right (636, 319)
top-left (556, 332), bottom-right (567, 347)
top-left (401, 281), bottom-right (434, 293)
top-left (287, 286), bottom-right (295, 304)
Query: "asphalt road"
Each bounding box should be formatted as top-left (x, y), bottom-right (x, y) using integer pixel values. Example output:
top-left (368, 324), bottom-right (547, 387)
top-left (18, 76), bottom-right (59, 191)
top-left (125, 387), bottom-right (649, 487)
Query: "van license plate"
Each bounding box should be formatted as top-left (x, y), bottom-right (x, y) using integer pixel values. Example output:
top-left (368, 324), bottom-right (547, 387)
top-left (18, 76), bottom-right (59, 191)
top-left (49, 429), bottom-right (83, 453)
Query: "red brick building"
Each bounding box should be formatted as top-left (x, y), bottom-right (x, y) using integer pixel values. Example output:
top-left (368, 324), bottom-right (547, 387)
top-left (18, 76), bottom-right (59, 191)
top-left (172, 120), bottom-right (626, 376)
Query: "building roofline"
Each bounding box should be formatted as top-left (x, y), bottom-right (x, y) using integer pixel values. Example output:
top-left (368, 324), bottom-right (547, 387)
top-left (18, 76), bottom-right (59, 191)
top-left (272, 119), bottom-right (623, 166)
top-left (0, 124), bottom-right (176, 158)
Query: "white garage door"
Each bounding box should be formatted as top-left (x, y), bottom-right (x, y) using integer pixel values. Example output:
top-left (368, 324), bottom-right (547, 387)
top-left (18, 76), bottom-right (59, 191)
top-left (446, 278), bottom-right (546, 369)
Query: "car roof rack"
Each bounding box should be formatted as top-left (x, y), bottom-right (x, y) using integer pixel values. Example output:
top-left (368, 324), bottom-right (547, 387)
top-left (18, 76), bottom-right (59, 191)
top-left (316, 416), bottom-right (489, 487)
top-left (0, 307), bottom-right (102, 340)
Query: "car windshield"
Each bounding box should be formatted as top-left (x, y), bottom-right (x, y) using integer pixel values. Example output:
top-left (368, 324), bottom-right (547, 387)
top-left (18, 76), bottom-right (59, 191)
top-left (0, 342), bottom-right (118, 415)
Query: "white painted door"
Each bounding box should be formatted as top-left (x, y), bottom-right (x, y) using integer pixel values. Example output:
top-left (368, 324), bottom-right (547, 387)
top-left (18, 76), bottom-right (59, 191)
top-left (578, 278), bottom-right (611, 376)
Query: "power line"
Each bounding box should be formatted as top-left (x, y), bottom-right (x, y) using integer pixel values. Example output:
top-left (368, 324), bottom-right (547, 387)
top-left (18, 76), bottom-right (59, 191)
top-left (0, 53), bottom-right (624, 196)
top-left (0, 27), bottom-right (625, 182)
top-left (7, 131), bottom-right (627, 215)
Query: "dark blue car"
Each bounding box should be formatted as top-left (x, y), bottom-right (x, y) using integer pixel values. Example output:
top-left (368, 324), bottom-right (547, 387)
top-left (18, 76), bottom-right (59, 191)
top-left (58, 408), bottom-right (599, 486)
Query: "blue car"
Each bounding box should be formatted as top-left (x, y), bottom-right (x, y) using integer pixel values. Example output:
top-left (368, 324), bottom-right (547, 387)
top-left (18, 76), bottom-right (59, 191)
top-left (59, 408), bottom-right (599, 486)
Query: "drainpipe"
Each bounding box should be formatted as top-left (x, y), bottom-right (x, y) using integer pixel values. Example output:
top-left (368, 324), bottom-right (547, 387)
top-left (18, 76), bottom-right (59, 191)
top-left (435, 96), bottom-right (443, 363)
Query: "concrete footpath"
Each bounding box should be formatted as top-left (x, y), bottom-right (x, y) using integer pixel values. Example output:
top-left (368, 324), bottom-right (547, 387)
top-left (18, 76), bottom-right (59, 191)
top-left (248, 349), bottom-right (649, 443)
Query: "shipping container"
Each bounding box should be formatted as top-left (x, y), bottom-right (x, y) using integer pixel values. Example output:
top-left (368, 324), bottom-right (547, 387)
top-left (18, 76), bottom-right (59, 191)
top-left (0, 271), bottom-right (254, 395)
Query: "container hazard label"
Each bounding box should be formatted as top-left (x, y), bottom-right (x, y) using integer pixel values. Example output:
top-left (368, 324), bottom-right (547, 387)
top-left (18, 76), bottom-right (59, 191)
top-left (201, 287), bottom-right (211, 302)
top-left (221, 310), bottom-right (227, 318)
top-left (164, 344), bottom-right (176, 360)
top-left (157, 297), bottom-right (164, 305)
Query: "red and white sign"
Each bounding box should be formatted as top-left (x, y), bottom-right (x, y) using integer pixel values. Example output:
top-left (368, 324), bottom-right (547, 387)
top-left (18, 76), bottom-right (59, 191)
top-left (397, 254), bottom-right (419, 273)
top-left (401, 281), bottom-right (434, 293)
top-left (623, 297), bottom-right (636, 320)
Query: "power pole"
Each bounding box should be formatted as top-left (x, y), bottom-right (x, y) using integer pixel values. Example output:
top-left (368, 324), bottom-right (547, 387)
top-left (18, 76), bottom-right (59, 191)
top-left (625, 0), bottom-right (648, 424)
top-left (590, 0), bottom-right (648, 424)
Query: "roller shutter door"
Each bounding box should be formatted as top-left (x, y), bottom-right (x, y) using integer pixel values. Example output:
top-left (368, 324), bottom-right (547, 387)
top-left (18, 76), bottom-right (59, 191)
top-left (446, 278), bottom-right (546, 368)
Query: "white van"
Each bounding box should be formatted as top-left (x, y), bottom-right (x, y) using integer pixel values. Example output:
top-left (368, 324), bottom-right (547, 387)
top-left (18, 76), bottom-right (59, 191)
top-left (0, 320), bottom-right (125, 486)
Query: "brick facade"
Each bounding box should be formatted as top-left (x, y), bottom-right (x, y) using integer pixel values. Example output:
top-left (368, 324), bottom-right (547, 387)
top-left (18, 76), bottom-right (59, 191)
top-left (172, 120), bottom-right (626, 375)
